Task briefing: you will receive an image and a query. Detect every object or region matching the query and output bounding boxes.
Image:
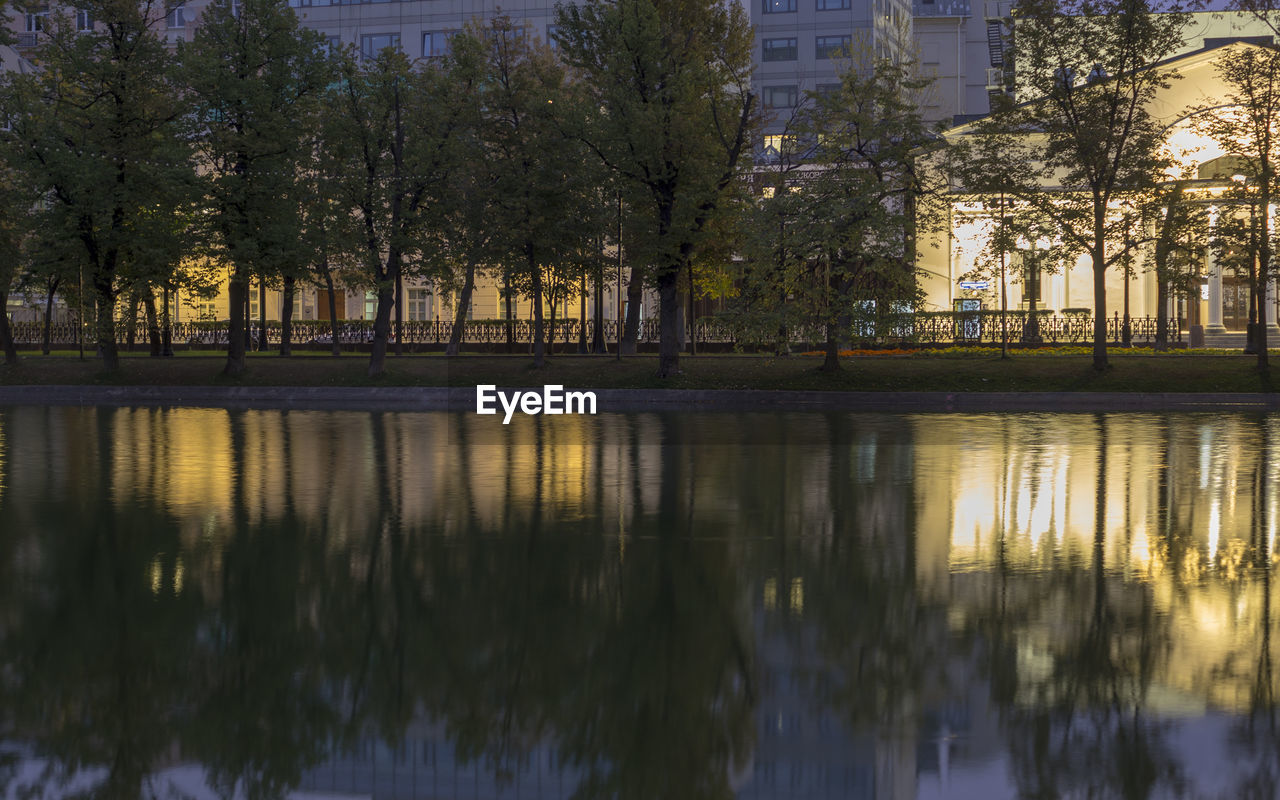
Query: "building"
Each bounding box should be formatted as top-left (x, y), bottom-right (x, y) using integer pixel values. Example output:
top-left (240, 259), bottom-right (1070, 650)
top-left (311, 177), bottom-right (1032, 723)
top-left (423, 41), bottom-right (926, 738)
top-left (919, 38), bottom-right (1280, 338)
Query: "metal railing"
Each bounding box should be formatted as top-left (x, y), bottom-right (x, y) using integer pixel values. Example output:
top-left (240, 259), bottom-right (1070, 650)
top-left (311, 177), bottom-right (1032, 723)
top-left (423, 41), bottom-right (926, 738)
top-left (6, 312), bottom-right (1190, 350)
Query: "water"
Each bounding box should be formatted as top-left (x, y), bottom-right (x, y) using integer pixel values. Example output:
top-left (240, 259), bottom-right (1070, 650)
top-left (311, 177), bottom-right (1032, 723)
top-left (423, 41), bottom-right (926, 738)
top-left (0, 407), bottom-right (1276, 800)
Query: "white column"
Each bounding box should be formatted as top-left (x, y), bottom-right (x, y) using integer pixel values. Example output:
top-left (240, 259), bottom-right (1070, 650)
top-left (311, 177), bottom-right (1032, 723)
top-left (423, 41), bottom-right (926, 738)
top-left (1207, 208), bottom-right (1227, 333)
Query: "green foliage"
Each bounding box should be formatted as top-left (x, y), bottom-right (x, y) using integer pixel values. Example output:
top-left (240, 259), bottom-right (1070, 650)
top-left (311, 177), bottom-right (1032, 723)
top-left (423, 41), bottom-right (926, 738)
top-left (181, 0), bottom-right (334, 373)
top-left (556, 0), bottom-right (758, 375)
top-left (733, 59), bottom-right (937, 360)
top-left (6, 0), bottom-right (191, 369)
top-left (957, 0), bottom-right (1193, 369)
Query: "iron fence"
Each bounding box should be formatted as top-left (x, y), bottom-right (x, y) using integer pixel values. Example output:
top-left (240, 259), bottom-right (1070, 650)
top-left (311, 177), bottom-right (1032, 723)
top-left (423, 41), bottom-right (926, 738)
top-left (7, 311), bottom-right (1186, 350)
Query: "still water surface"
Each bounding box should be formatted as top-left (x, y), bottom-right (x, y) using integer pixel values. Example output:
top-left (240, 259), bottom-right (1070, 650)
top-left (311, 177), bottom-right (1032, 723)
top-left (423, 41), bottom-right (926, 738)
top-left (0, 407), bottom-right (1275, 800)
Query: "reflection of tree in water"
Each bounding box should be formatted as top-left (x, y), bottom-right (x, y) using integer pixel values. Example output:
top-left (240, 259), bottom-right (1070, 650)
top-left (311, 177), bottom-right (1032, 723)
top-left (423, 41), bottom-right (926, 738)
top-left (771, 415), bottom-right (946, 794)
top-left (998, 416), bottom-right (1182, 800)
top-left (0, 407), bottom-right (208, 799)
top-left (1219, 417), bottom-right (1280, 800)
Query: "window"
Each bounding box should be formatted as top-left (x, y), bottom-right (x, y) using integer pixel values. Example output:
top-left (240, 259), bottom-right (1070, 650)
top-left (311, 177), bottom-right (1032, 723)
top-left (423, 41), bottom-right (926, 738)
top-left (166, 5), bottom-right (185, 28)
top-left (816, 35), bottom-right (852, 59)
top-left (764, 0), bottom-right (795, 13)
top-left (423, 30), bottom-right (454, 58)
top-left (75, 9), bottom-right (93, 31)
top-left (762, 37), bottom-right (797, 62)
top-left (25, 10), bottom-right (48, 32)
top-left (762, 134), bottom-right (795, 159)
top-left (545, 24), bottom-right (559, 49)
top-left (763, 85), bottom-right (798, 109)
top-left (815, 82), bottom-right (841, 98)
top-left (360, 33), bottom-right (401, 58)
top-left (249, 293), bottom-right (260, 321)
top-left (818, 0), bottom-right (851, 9)
top-left (197, 301), bottom-right (217, 321)
top-left (322, 36), bottom-right (340, 55)
top-left (408, 288), bottom-right (431, 321)
top-left (364, 291), bottom-right (377, 320)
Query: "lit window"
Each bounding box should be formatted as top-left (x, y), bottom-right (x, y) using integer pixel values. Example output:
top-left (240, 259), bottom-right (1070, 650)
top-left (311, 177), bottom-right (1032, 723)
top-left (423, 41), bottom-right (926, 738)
top-left (360, 33), bottom-right (401, 59)
top-left (764, 0), bottom-right (796, 13)
top-left (815, 34), bottom-right (852, 59)
top-left (364, 291), bottom-right (377, 320)
top-left (762, 38), bottom-right (797, 62)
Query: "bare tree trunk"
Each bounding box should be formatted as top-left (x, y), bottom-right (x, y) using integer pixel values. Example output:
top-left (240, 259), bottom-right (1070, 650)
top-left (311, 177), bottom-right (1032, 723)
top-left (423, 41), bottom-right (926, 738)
top-left (368, 283), bottom-right (394, 377)
top-left (323, 267), bottom-right (341, 357)
top-left (656, 268), bottom-right (680, 377)
top-left (394, 273), bottom-right (403, 356)
top-left (94, 273), bottom-right (119, 371)
top-left (161, 285), bottom-right (173, 357)
top-left (1092, 235), bottom-right (1109, 371)
top-left (0, 285), bottom-right (19, 366)
top-left (821, 321), bottom-right (840, 373)
top-left (41, 277), bottom-right (59, 356)
top-left (546, 294), bottom-right (558, 355)
top-left (143, 291), bottom-right (161, 357)
top-left (224, 273), bottom-right (248, 376)
top-left (592, 266), bottom-right (606, 353)
top-left (447, 258), bottom-right (477, 356)
top-left (504, 270), bottom-right (515, 354)
top-left (1155, 277), bottom-right (1169, 352)
top-left (280, 275), bottom-right (294, 357)
top-left (258, 282), bottom-right (268, 352)
top-left (125, 290), bottom-right (140, 351)
top-left (530, 244), bottom-right (545, 368)
top-left (687, 260), bottom-right (697, 356)
top-left (621, 266), bottom-right (642, 355)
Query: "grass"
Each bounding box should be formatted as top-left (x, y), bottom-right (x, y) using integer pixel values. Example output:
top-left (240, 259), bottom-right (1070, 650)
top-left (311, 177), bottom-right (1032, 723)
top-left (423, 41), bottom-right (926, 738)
top-left (1, 349), bottom-right (1278, 393)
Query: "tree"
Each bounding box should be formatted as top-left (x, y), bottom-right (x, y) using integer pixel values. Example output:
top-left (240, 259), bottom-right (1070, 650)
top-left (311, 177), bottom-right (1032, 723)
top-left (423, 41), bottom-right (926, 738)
top-left (320, 46), bottom-right (470, 378)
top-left (461, 19), bottom-right (598, 368)
top-left (182, 0), bottom-right (332, 377)
top-left (790, 59), bottom-right (935, 372)
top-left (556, 0), bottom-right (757, 377)
top-left (1142, 179), bottom-right (1206, 351)
top-left (1194, 43), bottom-right (1280, 373)
top-left (973, 0), bottom-right (1191, 370)
top-left (8, 0), bottom-right (189, 371)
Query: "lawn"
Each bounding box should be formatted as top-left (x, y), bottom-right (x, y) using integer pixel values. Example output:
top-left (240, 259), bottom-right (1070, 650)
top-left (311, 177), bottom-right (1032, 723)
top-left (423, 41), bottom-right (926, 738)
top-left (1, 350), bottom-right (1278, 393)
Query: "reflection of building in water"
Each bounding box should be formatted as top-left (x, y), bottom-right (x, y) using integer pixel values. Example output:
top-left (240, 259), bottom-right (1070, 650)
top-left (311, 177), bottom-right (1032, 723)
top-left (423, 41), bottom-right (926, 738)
top-left (912, 414), bottom-right (1280, 717)
top-left (5, 409), bottom-right (1280, 799)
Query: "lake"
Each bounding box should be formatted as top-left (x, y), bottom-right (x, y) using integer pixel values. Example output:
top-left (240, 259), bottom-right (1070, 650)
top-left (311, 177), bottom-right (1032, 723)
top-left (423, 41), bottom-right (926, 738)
top-left (0, 407), bottom-right (1274, 799)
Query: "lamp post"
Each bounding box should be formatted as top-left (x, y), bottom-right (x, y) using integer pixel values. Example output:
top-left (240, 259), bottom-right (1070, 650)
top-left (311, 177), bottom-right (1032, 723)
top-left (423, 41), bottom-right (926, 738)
top-left (1122, 202), bottom-right (1133, 347)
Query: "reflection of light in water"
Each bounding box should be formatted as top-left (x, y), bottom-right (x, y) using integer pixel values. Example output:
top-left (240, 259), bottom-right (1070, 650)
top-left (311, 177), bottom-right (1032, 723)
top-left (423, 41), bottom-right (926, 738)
top-left (789, 578), bottom-right (804, 616)
top-left (1208, 499), bottom-right (1221, 565)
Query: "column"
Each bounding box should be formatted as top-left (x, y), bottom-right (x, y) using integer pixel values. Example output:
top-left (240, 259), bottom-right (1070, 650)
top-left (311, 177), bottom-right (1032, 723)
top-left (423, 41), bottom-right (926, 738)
top-left (1207, 208), bottom-right (1227, 333)
top-left (1268, 277), bottom-right (1280, 335)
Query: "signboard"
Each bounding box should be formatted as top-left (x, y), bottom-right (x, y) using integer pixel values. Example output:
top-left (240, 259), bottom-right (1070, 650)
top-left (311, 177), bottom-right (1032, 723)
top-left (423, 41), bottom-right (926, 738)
top-left (959, 281), bottom-right (989, 291)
